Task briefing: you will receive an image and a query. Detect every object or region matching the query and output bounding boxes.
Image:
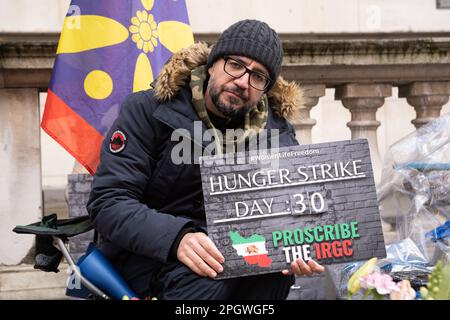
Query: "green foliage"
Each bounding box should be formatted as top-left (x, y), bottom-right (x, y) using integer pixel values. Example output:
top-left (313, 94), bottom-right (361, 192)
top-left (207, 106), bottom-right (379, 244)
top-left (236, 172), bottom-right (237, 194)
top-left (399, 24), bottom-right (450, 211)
top-left (421, 260), bottom-right (450, 300)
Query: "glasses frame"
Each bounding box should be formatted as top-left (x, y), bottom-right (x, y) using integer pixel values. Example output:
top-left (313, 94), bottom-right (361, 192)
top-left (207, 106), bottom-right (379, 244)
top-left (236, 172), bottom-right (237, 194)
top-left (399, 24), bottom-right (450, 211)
top-left (223, 57), bottom-right (272, 91)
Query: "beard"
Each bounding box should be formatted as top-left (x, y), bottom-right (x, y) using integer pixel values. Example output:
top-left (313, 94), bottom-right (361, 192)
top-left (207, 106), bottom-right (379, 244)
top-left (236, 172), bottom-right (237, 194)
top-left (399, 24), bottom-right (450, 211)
top-left (207, 78), bottom-right (254, 119)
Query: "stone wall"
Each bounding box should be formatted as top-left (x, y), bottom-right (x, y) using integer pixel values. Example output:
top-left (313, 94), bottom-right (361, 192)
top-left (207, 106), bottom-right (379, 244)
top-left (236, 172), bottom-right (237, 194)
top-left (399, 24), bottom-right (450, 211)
top-left (67, 173), bottom-right (94, 262)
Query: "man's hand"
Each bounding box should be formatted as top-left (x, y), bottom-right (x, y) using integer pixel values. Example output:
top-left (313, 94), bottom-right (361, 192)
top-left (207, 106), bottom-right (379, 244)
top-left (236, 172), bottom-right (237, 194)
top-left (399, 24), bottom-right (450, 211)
top-left (281, 258), bottom-right (325, 276)
top-left (177, 232), bottom-right (225, 278)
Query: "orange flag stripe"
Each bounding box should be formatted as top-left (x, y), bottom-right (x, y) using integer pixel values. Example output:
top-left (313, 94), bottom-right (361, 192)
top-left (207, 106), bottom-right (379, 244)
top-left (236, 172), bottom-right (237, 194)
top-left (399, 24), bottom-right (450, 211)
top-left (41, 90), bottom-right (104, 175)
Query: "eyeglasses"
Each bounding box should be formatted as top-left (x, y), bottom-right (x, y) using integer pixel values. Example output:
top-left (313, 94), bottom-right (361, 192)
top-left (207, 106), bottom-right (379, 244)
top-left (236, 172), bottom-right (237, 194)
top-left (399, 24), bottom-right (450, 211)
top-left (223, 57), bottom-right (272, 91)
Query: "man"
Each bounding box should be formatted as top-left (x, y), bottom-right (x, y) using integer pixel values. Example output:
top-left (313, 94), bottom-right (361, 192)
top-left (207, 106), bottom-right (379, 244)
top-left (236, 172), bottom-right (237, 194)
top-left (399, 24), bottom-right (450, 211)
top-left (87, 19), bottom-right (324, 300)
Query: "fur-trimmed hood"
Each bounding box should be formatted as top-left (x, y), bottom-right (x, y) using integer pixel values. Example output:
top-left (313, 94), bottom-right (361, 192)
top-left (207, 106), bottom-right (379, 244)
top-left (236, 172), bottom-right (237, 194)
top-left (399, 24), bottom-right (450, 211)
top-left (154, 42), bottom-right (305, 121)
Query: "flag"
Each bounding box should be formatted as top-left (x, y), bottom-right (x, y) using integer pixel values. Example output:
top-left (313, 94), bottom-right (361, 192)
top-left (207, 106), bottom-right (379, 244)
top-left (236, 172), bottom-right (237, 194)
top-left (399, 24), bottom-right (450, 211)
top-left (41, 0), bottom-right (194, 174)
top-left (229, 231), bottom-right (272, 267)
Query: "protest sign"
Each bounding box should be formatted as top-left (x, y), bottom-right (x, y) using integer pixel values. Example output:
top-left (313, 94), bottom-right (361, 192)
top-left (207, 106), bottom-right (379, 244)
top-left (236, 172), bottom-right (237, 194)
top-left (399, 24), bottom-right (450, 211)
top-left (200, 139), bottom-right (386, 280)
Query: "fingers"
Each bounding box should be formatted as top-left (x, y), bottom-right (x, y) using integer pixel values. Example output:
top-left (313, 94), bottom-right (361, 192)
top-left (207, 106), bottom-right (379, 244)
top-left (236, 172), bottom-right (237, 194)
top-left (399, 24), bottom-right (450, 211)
top-left (282, 258), bottom-right (325, 277)
top-left (180, 256), bottom-right (209, 277)
top-left (293, 258), bottom-right (313, 276)
top-left (184, 248), bottom-right (219, 278)
top-left (308, 259), bottom-right (325, 273)
top-left (177, 232), bottom-right (225, 279)
top-left (188, 239), bottom-right (224, 275)
top-left (200, 234), bottom-right (225, 265)
top-left (281, 269), bottom-right (292, 275)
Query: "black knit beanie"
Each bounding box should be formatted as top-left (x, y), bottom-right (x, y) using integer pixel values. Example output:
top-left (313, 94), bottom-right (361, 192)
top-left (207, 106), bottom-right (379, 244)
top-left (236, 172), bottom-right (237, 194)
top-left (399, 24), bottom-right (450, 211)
top-left (206, 19), bottom-right (283, 91)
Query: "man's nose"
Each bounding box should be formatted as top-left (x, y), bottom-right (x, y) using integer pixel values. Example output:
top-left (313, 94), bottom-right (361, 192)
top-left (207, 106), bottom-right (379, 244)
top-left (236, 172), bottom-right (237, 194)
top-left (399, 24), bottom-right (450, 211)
top-left (233, 72), bottom-right (250, 89)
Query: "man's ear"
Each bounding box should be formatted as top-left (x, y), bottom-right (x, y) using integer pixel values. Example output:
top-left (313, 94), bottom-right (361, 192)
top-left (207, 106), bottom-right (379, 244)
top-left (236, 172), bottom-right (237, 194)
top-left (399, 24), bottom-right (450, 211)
top-left (208, 64), bottom-right (215, 75)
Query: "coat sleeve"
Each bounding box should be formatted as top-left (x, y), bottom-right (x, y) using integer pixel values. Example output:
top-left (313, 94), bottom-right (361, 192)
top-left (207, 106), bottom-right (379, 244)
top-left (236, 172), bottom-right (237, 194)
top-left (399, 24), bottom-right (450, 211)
top-left (86, 92), bottom-right (194, 263)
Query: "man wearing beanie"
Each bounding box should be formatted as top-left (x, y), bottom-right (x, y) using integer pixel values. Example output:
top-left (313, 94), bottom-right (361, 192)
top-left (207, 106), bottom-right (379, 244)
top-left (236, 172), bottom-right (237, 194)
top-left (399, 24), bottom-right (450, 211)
top-left (87, 19), bottom-right (324, 300)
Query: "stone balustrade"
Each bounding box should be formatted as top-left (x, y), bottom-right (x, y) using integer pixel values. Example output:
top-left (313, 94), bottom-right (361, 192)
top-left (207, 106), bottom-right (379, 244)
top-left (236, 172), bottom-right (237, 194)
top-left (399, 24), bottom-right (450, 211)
top-left (281, 35), bottom-right (450, 157)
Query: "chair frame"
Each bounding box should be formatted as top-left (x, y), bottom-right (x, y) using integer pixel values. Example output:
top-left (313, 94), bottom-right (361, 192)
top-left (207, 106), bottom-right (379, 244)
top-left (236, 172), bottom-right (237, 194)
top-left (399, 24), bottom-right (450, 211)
top-left (52, 236), bottom-right (110, 299)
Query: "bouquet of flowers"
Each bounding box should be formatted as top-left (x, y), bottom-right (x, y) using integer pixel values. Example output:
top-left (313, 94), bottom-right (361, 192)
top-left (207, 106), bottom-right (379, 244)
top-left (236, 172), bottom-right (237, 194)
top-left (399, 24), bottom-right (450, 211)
top-left (347, 257), bottom-right (416, 300)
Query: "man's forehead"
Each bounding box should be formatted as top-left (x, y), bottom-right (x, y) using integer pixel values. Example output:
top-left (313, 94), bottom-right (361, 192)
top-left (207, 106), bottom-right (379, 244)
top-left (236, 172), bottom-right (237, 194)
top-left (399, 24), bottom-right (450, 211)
top-left (228, 55), bottom-right (269, 74)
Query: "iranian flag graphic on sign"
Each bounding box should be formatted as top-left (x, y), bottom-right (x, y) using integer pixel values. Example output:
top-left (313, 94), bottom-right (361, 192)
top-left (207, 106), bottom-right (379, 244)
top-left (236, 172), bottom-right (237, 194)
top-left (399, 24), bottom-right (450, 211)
top-left (229, 231), bottom-right (272, 267)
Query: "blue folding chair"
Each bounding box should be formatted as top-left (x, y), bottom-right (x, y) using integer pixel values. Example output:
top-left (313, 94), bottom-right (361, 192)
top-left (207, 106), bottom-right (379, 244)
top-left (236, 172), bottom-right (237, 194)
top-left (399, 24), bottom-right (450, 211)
top-left (13, 214), bottom-right (139, 300)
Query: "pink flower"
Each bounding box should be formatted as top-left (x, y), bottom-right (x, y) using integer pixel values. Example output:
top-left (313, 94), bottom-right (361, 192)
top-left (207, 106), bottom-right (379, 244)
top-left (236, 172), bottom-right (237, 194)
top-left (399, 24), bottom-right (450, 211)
top-left (360, 272), bottom-right (400, 295)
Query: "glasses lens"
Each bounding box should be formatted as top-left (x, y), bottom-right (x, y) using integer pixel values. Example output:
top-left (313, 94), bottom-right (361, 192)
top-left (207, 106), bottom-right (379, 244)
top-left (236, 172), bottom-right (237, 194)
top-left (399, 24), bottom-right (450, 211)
top-left (249, 73), bottom-right (268, 91)
top-left (224, 59), bottom-right (241, 75)
top-left (224, 58), bottom-right (269, 91)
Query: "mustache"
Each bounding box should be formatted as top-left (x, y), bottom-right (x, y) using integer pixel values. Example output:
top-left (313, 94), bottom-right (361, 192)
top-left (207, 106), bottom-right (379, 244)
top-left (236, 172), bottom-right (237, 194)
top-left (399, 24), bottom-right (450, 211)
top-left (223, 86), bottom-right (248, 100)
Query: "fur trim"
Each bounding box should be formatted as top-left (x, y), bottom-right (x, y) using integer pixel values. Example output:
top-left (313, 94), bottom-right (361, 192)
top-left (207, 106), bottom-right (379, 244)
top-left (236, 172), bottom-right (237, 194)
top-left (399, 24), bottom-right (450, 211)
top-left (154, 42), bottom-right (305, 121)
top-left (267, 76), bottom-right (304, 122)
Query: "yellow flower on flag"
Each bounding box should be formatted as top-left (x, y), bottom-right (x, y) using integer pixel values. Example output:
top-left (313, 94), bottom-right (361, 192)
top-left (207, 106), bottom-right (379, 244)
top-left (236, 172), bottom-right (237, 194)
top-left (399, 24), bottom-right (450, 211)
top-left (129, 10), bottom-right (159, 53)
top-left (57, 0), bottom-right (194, 96)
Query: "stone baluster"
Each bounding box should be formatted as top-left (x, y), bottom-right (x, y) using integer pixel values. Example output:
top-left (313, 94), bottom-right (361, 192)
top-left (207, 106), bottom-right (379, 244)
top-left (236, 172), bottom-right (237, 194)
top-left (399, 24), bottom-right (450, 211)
top-left (335, 84), bottom-right (392, 184)
top-left (398, 82), bottom-right (450, 129)
top-left (0, 89), bottom-right (42, 265)
top-left (292, 84), bottom-right (326, 144)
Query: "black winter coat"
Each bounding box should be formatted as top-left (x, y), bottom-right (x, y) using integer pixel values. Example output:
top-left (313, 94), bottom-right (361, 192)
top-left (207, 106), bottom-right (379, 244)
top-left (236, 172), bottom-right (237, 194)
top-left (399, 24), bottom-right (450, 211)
top-left (86, 43), bottom-right (304, 273)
